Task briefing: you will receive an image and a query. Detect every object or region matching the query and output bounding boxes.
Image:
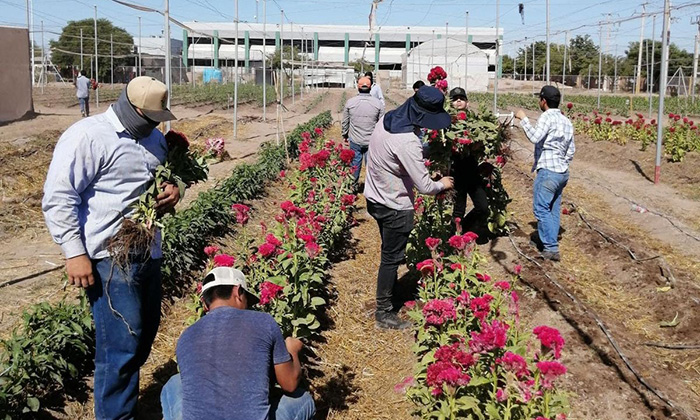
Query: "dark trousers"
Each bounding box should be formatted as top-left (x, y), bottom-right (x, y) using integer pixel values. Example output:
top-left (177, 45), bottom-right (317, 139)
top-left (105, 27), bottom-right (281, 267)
top-left (87, 257), bottom-right (162, 420)
top-left (452, 155), bottom-right (489, 232)
top-left (366, 200), bottom-right (414, 315)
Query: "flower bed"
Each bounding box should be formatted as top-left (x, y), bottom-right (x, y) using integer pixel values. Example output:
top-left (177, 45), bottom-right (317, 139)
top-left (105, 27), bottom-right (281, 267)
top-left (0, 112), bottom-right (333, 418)
top-left (571, 108), bottom-right (700, 162)
top-left (401, 197), bottom-right (570, 420)
top-left (192, 128), bottom-right (358, 340)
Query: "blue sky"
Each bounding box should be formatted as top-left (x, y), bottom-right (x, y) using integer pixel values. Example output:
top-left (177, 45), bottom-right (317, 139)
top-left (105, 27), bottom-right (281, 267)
top-left (3, 0), bottom-right (699, 63)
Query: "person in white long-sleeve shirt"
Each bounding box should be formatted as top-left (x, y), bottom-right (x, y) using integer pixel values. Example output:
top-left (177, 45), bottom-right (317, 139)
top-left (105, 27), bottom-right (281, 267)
top-left (364, 86), bottom-right (454, 330)
top-left (515, 85), bottom-right (575, 262)
top-left (365, 71), bottom-right (385, 107)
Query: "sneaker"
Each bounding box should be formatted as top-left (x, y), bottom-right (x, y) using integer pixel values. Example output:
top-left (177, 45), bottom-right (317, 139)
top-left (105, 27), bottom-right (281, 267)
top-left (540, 251), bottom-right (561, 262)
top-left (375, 312), bottom-right (411, 330)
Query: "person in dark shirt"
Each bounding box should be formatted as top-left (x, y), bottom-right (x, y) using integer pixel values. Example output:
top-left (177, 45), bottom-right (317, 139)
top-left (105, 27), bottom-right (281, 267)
top-left (449, 87), bottom-right (489, 236)
top-left (160, 267), bottom-right (315, 420)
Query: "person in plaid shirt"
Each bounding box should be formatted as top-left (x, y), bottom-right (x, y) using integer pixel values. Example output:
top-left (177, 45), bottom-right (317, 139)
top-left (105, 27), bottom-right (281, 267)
top-left (515, 86), bottom-right (575, 261)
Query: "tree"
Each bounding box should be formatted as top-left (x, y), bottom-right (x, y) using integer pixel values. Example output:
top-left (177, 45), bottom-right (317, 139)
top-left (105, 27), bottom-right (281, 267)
top-left (268, 46), bottom-right (302, 77)
top-left (620, 40), bottom-right (693, 91)
top-left (567, 35), bottom-right (598, 76)
top-left (501, 55), bottom-right (514, 75)
top-left (350, 58), bottom-right (374, 75)
top-left (50, 18), bottom-right (133, 81)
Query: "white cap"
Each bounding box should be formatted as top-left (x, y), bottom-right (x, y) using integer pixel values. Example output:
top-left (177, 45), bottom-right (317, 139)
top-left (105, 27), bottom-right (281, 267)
top-left (201, 267), bottom-right (258, 302)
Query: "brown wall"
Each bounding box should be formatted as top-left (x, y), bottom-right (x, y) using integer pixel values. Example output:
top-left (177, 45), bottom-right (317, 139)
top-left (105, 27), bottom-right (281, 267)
top-left (0, 27), bottom-right (34, 123)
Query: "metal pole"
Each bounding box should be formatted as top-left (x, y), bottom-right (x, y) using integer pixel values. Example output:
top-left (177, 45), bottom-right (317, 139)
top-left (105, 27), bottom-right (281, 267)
top-left (532, 41), bottom-right (535, 93)
top-left (655, 0), bottom-right (671, 184)
top-left (524, 40), bottom-right (527, 82)
top-left (650, 14), bottom-right (656, 118)
top-left (597, 23), bottom-right (602, 109)
top-left (110, 33), bottom-right (113, 88)
top-left (587, 64), bottom-right (591, 90)
top-left (255, 0), bottom-right (259, 23)
top-left (494, 0), bottom-right (499, 113)
top-left (613, 46), bottom-right (618, 93)
top-left (138, 16), bottom-right (142, 76)
top-left (234, 0), bottom-right (239, 139)
top-left (445, 21), bottom-right (448, 71)
top-left (692, 26), bottom-right (699, 103)
top-left (291, 22), bottom-right (295, 105)
top-left (431, 29), bottom-right (435, 66)
top-left (546, 0), bottom-right (550, 83)
top-left (636, 3), bottom-right (647, 94)
top-left (164, 0), bottom-right (172, 130)
top-left (94, 5), bottom-right (99, 109)
top-left (465, 11), bottom-right (469, 91)
top-left (262, 0), bottom-right (266, 121)
top-left (563, 31), bottom-right (568, 97)
top-left (40, 19), bottom-right (44, 93)
top-left (280, 10), bottom-right (284, 107)
top-left (301, 27), bottom-right (304, 100)
top-left (192, 37), bottom-right (196, 87)
top-left (80, 28), bottom-right (84, 71)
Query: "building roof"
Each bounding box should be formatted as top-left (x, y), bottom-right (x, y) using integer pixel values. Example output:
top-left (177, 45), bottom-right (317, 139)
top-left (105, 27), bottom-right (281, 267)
top-left (184, 22), bottom-right (502, 44)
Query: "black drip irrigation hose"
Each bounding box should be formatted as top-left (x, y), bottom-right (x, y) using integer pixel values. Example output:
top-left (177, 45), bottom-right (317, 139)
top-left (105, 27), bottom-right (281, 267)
top-left (507, 235), bottom-right (695, 420)
top-left (0, 265), bottom-right (65, 289)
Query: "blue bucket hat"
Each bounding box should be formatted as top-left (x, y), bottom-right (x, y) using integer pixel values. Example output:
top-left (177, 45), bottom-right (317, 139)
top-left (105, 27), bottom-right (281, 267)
top-left (383, 86), bottom-right (451, 133)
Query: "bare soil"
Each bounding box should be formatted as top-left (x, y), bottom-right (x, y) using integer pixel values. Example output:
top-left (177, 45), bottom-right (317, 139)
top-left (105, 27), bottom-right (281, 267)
top-left (2, 85), bottom-right (700, 419)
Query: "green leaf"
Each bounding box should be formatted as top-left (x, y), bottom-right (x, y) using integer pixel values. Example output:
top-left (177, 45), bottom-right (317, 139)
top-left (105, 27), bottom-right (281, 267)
top-left (310, 297), bottom-right (326, 307)
top-left (26, 397), bottom-right (40, 412)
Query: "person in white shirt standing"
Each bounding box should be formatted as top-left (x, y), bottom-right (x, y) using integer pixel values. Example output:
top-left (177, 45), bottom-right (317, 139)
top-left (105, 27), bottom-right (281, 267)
top-left (515, 86), bottom-right (575, 262)
top-left (75, 70), bottom-right (91, 117)
top-left (365, 71), bottom-right (385, 107)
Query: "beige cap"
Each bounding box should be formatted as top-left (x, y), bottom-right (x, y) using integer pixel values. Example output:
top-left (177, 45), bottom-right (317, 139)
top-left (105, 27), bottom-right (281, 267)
top-left (126, 76), bottom-right (176, 122)
top-left (358, 76), bottom-right (371, 89)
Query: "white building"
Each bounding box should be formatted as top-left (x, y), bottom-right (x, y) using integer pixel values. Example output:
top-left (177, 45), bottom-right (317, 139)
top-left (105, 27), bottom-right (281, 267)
top-left (181, 22), bottom-right (503, 90)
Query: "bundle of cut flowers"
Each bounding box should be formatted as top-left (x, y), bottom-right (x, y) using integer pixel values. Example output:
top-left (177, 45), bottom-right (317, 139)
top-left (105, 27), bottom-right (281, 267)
top-left (400, 200), bottom-right (569, 419)
top-left (427, 66), bottom-right (448, 84)
top-left (191, 127), bottom-right (358, 339)
top-left (108, 130), bottom-right (208, 268)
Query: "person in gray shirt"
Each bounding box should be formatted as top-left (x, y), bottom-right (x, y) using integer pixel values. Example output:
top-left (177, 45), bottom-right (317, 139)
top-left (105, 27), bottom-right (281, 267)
top-left (75, 70), bottom-right (91, 117)
top-left (364, 86), bottom-right (454, 330)
top-left (342, 76), bottom-right (384, 184)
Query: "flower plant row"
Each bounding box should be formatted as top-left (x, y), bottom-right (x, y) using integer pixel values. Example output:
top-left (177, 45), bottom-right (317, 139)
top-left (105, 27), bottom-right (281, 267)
top-left (401, 195), bottom-right (570, 420)
top-left (193, 128), bottom-right (358, 339)
top-left (0, 112), bottom-right (334, 418)
top-left (570, 107), bottom-right (699, 162)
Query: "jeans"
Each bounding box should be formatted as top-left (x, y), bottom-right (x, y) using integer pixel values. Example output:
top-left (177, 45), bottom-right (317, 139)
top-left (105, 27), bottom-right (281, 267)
top-left (533, 168), bottom-right (569, 253)
top-left (452, 155), bottom-right (488, 232)
top-left (79, 97), bottom-right (90, 116)
top-left (87, 257), bottom-right (162, 420)
top-left (160, 374), bottom-right (316, 420)
top-left (366, 200), bottom-right (414, 315)
top-left (348, 140), bottom-right (369, 183)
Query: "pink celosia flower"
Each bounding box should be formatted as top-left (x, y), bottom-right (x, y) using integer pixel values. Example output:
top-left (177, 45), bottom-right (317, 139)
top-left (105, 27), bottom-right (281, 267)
top-left (513, 264), bottom-right (522, 275)
top-left (341, 194), bottom-right (357, 206)
top-left (258, 242), bottom-right (277, 258)
top-left (448, 235), bottom-right (467, 250)
top-left (299, 152), bottom-right (315, 171)
top-left (456, 290), bottom-right (471, 306)
top-left (231, 204), bottom-right (250, 225)
top-left (265, 234), bottom-right (283, 247)
top-left (495, 281), bottom-right (511, 291)
top-left (469, 294), bottom-right (494, 321)
top-left (305, 242), bottom-right (321, 259)
top-left (536, 360), bottom-right (567, 389)
top-left (498, 351), bottom-right (529, 378)
top-left (213, 253), bottom-right (235, 267)
top-left (314, 127), bottom-right (324, 136)
top-left (469, 320), bottom-right (509, 353)
top-left (476, 273), bottom-right (491, 282)
top-left (496, 388), bottom-right (508, 402)
top-left (204, 245), bottom-right (220, 256)
top-left (404, 300), bottom-right (416, 309)
top-left (279, 170), bottom-right (286, 178)
top-left (339, 148), bottom-right (355, 165)
top-left (533, 325), bottom-right (565, 359)
top-left (259, 281), bottom-right (284, 305)
top-left (422, 298), bottom-right (457, 327)
top-left (425, 237), bottom-right (442, 251)
top-left (450, 263), bottom-right (463, 271)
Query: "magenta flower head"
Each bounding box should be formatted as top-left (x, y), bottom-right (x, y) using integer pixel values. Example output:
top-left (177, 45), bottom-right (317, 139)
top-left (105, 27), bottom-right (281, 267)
top-left (213, 253), bottom-right (236, 267)
top-left (231, 203), bottom-right (251, 225)
top-left (533, 325), bottom-right (565, 359)
top-left (259, 281), bottom-right (284, 305)
top-left (425, 237), bottom-right (442, 251)
top-left (422, 298), bottom-right (457, 327)
top-left (204, 245), bottom-right (220, 256)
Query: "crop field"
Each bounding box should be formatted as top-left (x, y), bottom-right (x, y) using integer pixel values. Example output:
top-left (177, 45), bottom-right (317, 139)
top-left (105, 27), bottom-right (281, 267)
top-left (0, 81), bottom-right (699, 420)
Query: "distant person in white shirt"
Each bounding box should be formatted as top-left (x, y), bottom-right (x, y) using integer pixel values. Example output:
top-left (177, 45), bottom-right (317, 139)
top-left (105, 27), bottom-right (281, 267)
top-left (365, 71), bottom-right (385, 107)
top-left (75, 70), bottom-right (91, 117)
top-left (515, 86), bottom-right (575, 262)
